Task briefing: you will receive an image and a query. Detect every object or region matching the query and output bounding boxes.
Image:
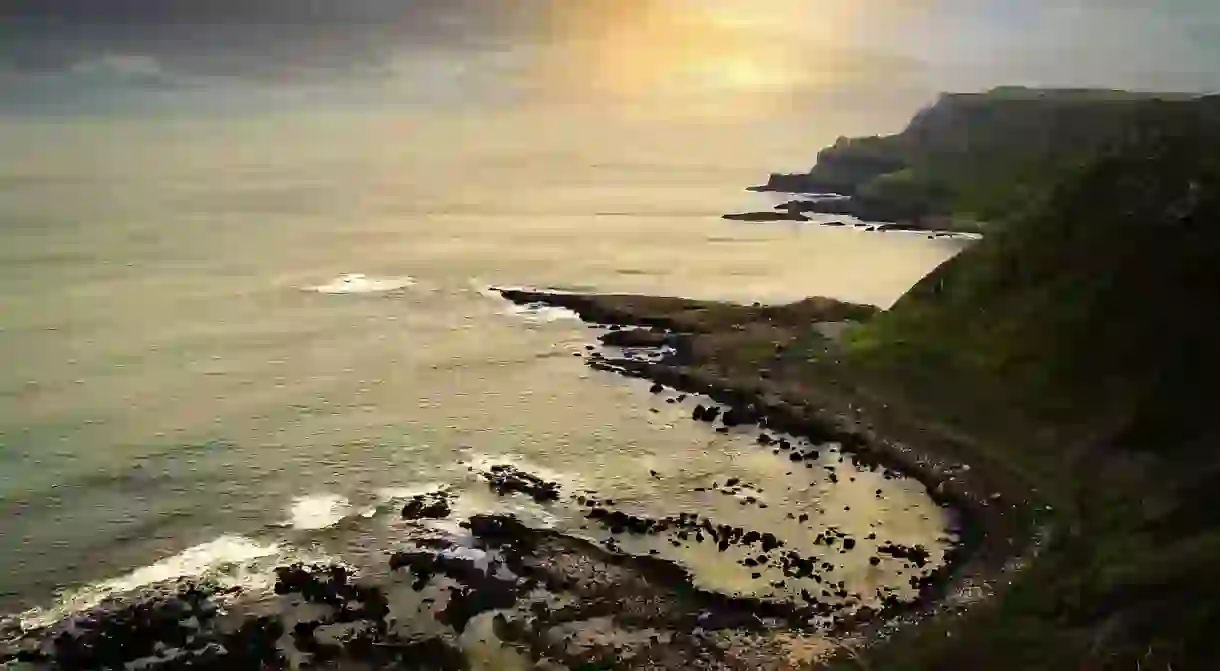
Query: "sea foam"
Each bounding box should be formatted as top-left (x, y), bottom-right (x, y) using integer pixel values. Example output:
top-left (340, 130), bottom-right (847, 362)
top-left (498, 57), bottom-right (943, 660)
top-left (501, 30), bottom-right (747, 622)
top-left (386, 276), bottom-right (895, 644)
top-left (308, 273), bottom-right (415, 294)
top-left (7, 535), bottom-right (285, 632)
top-left (286, 493), bottom-right (352, 530)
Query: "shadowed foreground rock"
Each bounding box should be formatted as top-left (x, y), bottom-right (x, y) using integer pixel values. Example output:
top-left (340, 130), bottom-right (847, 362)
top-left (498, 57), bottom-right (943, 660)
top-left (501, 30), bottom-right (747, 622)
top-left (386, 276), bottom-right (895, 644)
top-left (0, 512), bottom-right (866, 670)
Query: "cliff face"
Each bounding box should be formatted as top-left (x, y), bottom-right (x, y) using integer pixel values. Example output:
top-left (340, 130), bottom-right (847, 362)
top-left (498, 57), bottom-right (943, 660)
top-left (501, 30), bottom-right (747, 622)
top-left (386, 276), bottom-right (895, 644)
top-left (762, 87), bottom-right (1205, 224)
top-left (876, 94), bottom-right (1220, 429)
top-left (843, 94), bottom-right (1220, 670)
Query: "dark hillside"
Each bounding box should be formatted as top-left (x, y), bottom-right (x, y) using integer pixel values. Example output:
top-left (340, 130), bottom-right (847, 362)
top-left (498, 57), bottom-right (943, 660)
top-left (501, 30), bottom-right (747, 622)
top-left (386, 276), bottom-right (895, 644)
top-left (758, 88), bottom-right (1205, 226)
top-left (840, 95), bottom-right (1220, 669)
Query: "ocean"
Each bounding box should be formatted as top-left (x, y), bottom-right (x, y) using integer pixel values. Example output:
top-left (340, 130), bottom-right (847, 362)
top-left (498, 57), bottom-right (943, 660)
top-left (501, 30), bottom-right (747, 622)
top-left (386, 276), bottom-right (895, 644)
top-left (0, 109), bottom-right (969, 629)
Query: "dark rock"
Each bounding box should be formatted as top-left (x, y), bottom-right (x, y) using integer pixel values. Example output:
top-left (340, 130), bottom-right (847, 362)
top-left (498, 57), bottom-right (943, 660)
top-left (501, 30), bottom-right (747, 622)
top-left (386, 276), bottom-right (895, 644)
top-left (480, 465), bottom-right (560, 503)
top-left (878, 542), bottom-right (932, 568)
top-left (721, 407), bottom-right (750, 427)
top-left (723, 211), bottom-right (810, 223)
top-left (15, 582), bottom-right (287, 671)
top-left (401, 491), bottom-right (452, 520)
top-left (602, 329), bottom-right (670, 348)
top-left (390, 636), bottom-right (469, 671)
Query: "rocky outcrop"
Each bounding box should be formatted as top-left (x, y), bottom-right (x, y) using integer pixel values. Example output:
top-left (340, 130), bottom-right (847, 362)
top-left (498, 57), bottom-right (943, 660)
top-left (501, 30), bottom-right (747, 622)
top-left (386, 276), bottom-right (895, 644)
top-left (746, 87), bottom-right (1207, 226)
top-left (722, 210), bottom-right (809, 222)
top-left (401, 490), bottom-right (453, 520)
top-left (478, 464), bottom-right (560, 503)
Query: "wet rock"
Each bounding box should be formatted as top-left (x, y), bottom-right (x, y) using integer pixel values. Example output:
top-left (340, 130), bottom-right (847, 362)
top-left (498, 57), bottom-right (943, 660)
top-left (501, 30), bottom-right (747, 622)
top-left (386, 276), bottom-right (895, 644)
top-left (389, 552), bottom-right (443, 590)
top-left (601, 328), bottom-right (670, 348)
top-left (480, 465), bottom-right (560, 503)
top-left (723, 211), bottom-right (810, 222)
top-left (402, 491), bottom-right (452, 520)
top-left (878, 542), bottom-right (932, 568)
top-left (8, 582), bottom-right (287, 671)
top-left (721, 407), bottom-right (752, 427)
top-left (387, 636), bottom-right (470, 671)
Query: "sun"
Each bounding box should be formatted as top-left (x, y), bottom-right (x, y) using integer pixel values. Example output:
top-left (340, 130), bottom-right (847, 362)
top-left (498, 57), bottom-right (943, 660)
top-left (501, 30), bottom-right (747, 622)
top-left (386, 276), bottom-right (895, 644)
top-left (532, 1), bottom-right (816, 106)
top-left (696, 56), bottom-right (795, 92)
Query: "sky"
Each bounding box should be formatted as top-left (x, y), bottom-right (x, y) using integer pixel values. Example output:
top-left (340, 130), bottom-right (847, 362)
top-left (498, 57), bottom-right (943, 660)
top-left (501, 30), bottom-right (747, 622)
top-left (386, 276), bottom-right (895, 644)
top-left (0, 1), bottom-right (1218, 118)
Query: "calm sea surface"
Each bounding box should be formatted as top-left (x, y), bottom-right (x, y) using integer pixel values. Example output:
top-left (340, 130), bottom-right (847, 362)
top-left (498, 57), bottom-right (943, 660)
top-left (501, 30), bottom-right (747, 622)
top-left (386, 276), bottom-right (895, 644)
top-left (0, 112), bottom-right (969, 623)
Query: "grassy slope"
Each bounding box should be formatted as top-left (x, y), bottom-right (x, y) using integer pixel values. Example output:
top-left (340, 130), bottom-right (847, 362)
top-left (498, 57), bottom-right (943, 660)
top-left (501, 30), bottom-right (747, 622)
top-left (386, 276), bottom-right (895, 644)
top-left (836, 96), bottom-right (1220, 670)
top-left (794, 87), bottom-right (1201, 225)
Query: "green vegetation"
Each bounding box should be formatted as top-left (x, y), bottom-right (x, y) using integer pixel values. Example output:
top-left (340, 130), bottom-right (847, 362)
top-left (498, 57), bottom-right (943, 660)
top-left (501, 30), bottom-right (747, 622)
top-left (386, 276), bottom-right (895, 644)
top-left (838, 94), bottom-right (1220, 670)
top-left (786, 87), bottom-right (1206, 225)
top-left (507, 92), bottom-right (1220, 668)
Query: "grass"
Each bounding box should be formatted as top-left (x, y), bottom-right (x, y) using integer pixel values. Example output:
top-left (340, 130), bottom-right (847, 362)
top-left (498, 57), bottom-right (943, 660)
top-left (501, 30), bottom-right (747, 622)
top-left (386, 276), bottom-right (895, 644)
top-left (822, 105), bottom-right (1220, 670)
top-left (502, 95), bottom-right (1220, 668)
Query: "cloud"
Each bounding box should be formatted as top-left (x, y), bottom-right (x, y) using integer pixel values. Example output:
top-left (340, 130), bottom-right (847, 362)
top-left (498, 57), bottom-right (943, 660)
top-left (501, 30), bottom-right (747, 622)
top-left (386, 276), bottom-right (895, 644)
top-left (0, 0), bottom-right (1217, 117)
top-left (70, 54), bottom-right (169, 81)
top-left (0, 0), bottom-right (530, 78)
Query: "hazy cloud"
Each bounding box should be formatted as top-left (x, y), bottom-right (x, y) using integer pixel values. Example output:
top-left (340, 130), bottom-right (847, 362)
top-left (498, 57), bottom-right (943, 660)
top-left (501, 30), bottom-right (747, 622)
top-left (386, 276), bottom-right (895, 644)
top-left (0, 0), bottom-right (1217, 116)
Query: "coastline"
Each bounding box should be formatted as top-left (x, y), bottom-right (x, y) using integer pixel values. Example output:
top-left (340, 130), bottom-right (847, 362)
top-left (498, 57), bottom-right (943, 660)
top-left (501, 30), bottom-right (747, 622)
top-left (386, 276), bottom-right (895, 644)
top-left (496, 287), bottom-right (1045, 652)
top-left (726, 186), bottom-right (988, 235)
top-left (1, 283), bottom-right (1034, 671)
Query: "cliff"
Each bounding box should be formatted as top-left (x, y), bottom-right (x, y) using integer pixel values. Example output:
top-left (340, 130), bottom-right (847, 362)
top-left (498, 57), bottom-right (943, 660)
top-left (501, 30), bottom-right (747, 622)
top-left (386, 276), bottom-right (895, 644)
top-left (757, 87), bottom-right (1204, 226)
top-left (838, 93), bottom-right (1220, 670)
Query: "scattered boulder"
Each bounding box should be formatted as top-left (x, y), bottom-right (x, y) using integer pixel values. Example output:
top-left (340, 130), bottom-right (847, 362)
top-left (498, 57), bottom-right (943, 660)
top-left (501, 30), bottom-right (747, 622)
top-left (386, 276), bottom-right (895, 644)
top-left (601, 329), bottom-right (669, 348)
top-left (723, 211), bottom-right (810, 222)
top-left (401, 491), bottom-right (452, 520)
top-left (480, 465), bottom-right (560, 503)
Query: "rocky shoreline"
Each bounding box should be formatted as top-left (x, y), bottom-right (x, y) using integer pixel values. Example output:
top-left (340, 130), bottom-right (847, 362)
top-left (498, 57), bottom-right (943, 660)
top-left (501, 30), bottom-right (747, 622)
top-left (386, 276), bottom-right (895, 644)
top-left (0, 288), bottom-right (1035, 671)
top-left (495, 288), bottom-right (1043, 647)
top-left (1, 452), bottom-right (965, 671)
top-left (729, 177), bottom-right (986, 235)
